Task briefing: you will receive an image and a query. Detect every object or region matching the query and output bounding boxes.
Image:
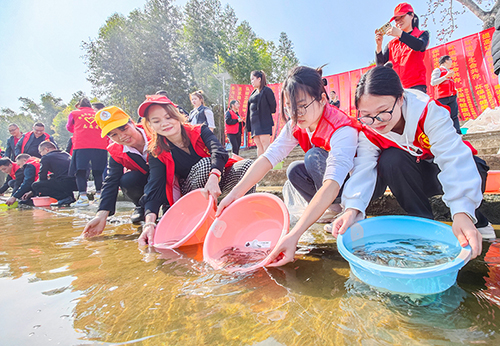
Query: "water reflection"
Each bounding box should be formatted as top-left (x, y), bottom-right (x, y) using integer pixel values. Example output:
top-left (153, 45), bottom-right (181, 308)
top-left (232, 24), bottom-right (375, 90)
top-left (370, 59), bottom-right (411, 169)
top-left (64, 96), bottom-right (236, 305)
top-left (0, 207), bottom-right (500, 345)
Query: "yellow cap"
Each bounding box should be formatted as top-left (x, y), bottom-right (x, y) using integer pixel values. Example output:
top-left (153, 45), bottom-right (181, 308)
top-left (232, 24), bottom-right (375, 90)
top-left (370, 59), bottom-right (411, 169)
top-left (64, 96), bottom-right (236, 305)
top-left (95, 106), bottom-right (131, 137)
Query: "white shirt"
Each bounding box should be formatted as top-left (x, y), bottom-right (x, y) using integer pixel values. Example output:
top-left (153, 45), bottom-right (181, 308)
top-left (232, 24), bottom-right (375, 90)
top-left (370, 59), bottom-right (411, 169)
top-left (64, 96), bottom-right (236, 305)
top-left (342, 89), bottom-right (482, 222)
top-left (122, 127), bottom-right (148, 161)
top-left (262, 121), bottom-right (358, 186)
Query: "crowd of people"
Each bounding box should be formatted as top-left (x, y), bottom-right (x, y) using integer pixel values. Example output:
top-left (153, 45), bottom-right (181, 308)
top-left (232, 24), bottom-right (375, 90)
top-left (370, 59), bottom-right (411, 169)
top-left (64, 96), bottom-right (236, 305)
top-left (0, 2), bottom-right (496, 266)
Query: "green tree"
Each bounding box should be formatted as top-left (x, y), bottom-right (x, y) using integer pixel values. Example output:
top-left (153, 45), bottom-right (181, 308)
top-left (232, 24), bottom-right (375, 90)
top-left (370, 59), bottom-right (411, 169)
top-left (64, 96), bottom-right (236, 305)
top-left (17, 93), bottom-right (66, 134)
top-left (272, 32), bottom-right (299, 83)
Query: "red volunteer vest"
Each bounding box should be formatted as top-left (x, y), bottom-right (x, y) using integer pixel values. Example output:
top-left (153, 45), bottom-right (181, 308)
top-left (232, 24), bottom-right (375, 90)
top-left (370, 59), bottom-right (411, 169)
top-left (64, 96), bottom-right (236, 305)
top-left (107, 125), bottom-right (150, 175)
top-left (157, 124), bottom-right (236, 206)
top-left (292, 103), bottom-right (360, 152)
top-left (9, 163), bottom-right (20, 180)
top-left (362, 100), bottom-right (476, 160)
top-left (21, 131), bottom-right (50, 153)
top-left (70, 107), bottom-right (108, 150)
top-left (388, 27), bottom-right (427, 88)
top-left (225, 110), bottom-right (240, 135)
top-left (435, 67), bottom-right (457, 99)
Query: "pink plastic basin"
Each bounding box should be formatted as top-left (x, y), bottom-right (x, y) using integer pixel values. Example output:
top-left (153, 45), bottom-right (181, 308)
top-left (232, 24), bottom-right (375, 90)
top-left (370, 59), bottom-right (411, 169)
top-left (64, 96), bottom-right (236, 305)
top-left (153, 189), bottom-right (216, 249)
top-left (32, 197), bottom-right (57, 207)
top-left (203, 193), bottom-right (289, 273)
top-left (485, 170), bottom-right (500, 193)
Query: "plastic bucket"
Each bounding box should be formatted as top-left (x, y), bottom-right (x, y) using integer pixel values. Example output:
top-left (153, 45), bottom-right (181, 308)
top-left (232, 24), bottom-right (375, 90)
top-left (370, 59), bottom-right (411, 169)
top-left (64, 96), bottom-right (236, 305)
top-left (337, 216), bottom-right (471, 295)
top-left (32, 197), bottom-right (57, 207)
top-left (203, 193), bottom-right (289, 273)
top-left (485, 170), bottom-right (500, 193)
top-left (153, 189), bottom-right (216, 249)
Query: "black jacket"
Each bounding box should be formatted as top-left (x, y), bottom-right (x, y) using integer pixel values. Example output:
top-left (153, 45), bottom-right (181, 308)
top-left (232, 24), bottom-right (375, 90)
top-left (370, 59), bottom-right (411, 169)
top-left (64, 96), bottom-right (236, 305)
top-left (246, 86), bottom-right (277, 133)
top-left (492, 11), bottom-right (500, 75)
top-left (5, 135), bottom-right (21, 160)
top-left (39, 150), bottom-right (72, 180)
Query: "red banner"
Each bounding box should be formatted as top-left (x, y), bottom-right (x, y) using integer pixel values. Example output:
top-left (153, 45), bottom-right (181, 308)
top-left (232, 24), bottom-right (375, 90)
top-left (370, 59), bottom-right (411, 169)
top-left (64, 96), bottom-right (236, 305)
top-left (463, 33), bottom-right (498, 112)
top-left (229, 28), bottom-right (499, 142)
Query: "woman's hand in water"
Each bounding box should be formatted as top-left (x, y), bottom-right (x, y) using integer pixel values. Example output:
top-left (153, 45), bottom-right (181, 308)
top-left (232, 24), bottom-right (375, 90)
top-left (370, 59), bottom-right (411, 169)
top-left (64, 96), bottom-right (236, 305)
top-left (452, 213), bottom-right (482, 259)
top-left (266, 233), bottom-right (300, 267)
top-left (81, 211), bottom-right (109, 238)
top-left (327, 208), bottom-right (361, 238)
top-left (138, 224), bottom-right (156, 246)
top-left (201, 171), bottom-right (222, 202)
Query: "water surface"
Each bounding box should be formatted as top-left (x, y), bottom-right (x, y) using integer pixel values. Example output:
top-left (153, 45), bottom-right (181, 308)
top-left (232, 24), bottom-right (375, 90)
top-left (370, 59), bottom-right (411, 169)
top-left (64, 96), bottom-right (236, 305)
top-left (1, 205), bottom-right (499, 345)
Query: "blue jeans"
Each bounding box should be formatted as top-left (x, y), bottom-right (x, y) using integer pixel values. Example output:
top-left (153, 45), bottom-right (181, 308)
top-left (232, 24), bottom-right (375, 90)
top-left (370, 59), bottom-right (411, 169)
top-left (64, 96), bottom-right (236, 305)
top-left (287, 147), bottom-right (342, 204)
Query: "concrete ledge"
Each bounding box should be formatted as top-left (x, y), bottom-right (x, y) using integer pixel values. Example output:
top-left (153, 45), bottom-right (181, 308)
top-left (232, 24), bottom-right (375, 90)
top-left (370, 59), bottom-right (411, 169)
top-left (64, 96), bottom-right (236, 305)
top-left (256, 186), bottom-right (500, 224)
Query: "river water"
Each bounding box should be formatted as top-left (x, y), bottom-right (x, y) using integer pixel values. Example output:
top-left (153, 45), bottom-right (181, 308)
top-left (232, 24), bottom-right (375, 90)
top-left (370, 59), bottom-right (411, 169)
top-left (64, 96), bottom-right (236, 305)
top-left (1, 203), bottom-right (499, 345)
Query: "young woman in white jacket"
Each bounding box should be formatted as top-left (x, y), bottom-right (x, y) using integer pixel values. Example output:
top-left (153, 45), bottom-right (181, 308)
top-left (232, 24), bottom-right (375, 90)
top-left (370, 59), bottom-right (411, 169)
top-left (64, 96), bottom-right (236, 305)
top-left (330, 65), bottom-right (492, 259)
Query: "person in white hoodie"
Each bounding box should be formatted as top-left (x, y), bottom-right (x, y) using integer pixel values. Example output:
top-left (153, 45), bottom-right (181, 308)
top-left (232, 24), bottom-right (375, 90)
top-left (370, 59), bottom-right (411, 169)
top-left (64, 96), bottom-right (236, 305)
top-left (329, 65), bottom-right (493, 259)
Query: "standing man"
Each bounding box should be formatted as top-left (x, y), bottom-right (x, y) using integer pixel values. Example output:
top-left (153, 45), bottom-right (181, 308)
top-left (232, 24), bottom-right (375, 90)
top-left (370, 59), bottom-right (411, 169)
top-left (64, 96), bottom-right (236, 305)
top-left (15, 122), bottom-right (57, 158)
top-left (5, 124), bottom-right (23, 160)
top-left (430, 55), bottom-right (461, 134)
top-left (329, 90), bottom-right (340, 108)
top-left (66, 97), bottom-right (109, 207)
top-left (32, 141), bottom-right (77, 206)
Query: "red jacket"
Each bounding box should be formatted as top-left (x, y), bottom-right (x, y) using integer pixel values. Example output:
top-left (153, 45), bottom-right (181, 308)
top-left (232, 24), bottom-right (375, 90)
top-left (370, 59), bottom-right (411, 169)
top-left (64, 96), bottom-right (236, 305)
top-left (225, 110), bottom-right (240, 135)
top-left (157, 124), bottom-right (236, 206)
top-left (9, 163), bottom-right (20, 180)
top-left (435, 67), bottom-right (457, 99)
top-left (107, 125), bottom-right (150, 175)
top-left (20, 131), bottom-right (50, 153)
top-left (388, 27), bottom-right (427, 88)
top-left (362, 99), bottom-right (476, 160)
top-left (292, 103), bottom-right (359, 152)
top-left (69, 107), bottom-right (108, 150)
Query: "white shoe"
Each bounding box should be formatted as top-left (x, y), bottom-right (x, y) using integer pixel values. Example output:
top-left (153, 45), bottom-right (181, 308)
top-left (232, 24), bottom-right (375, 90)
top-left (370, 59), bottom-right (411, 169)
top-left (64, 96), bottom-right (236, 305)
top-left (317, 204), bottom-right (343, 223)
top-left (93, 193), bottom-right (101, 204)
top-left (72, 196), bottom-right (89, 207)
top-left (477, 223), bottom-right (496, 239)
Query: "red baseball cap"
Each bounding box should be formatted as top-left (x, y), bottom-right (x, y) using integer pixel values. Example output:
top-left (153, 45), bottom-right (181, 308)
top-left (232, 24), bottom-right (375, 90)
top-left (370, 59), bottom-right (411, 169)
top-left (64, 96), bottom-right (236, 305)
top-left (137, 94), bottom-right (177, 117)
top-left (390, 3), bottom-right (414, 22)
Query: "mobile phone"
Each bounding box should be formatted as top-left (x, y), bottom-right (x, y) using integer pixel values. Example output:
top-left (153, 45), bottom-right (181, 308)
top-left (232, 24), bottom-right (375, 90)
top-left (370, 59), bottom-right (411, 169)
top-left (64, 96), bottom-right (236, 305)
top-left (377, 22), bottom-right (391, 35)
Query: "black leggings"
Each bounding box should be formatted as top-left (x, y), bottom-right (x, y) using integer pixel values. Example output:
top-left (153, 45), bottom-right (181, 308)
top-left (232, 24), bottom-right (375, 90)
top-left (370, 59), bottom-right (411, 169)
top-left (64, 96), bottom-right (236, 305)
top-left (228, 133), bottom-right (242, 155)
top-left (372, 147), bottom-right (489, 227)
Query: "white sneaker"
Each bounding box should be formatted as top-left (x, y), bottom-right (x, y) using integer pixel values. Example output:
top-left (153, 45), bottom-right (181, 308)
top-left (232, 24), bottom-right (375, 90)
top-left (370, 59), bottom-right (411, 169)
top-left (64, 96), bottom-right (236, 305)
top-left (93, 193), bottom-right (101, 204)
top-left (477, 223), bottom-right (496, 239)
top-left (317, 204), bottom-right (343, 223)
top-left (72, 196), bottom-right (89, 207)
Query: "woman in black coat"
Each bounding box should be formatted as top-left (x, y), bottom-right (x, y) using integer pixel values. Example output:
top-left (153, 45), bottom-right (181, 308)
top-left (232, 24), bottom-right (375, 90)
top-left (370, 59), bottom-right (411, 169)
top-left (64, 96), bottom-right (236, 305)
top-left (246, 70), bottom-right (277, 156)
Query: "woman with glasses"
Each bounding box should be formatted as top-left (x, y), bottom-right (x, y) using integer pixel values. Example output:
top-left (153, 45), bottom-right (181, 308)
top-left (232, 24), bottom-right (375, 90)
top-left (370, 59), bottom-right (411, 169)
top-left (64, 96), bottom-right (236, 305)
top-left (217, 66), bottom-right (359, 266)
top-left (135, 94), bottom-right (254, 246)
top-left (329, 65), bottom-right (492, 260)
top-left (376, 3), bottom-right (429, 93)
top-left (247, 70), bottom-right (277, 156)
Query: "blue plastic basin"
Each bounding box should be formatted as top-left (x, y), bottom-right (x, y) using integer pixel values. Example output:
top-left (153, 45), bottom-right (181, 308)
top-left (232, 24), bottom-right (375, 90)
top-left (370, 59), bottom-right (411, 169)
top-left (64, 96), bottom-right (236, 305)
top-left (337, 216), bottom-right (471, 295)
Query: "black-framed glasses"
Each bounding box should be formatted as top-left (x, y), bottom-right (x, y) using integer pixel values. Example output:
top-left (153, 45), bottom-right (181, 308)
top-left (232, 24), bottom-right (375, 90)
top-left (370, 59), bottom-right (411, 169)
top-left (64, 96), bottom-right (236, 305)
top-left (357, 99), bottom-right (398, 125)
top-left (284, 99), bottom-right (317, 117)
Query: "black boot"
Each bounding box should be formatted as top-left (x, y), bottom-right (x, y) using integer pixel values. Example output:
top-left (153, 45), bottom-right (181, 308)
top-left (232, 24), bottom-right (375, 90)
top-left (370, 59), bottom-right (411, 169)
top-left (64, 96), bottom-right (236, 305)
top-left (131, 206), bottom-right (145, 225)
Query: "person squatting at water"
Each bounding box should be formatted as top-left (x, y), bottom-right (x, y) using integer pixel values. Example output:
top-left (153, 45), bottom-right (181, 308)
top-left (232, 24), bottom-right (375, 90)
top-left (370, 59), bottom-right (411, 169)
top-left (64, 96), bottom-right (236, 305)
top-left (328, 65), bottom-right (493, 260)
top-left (82, 107), bottom-right (150, 238)
top-left (217, 66), bottom-right (359, 266)
top-left (136, 94), bottom-right (254, 245)
top-left (246, 70), bottom-right (277, 156)
top-left (0, 154), bottom-right (40, 206)
top-left (376, 2), bottom-right (429, 93)
top-left (31, 141), bottom-right (78, 206)
top-left (67, 97), bottom-right (109, 207)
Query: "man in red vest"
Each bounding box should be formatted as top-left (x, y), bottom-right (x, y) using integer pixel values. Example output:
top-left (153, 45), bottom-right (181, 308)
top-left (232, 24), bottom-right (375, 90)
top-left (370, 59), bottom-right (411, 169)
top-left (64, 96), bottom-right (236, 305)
top-left (15, 122), bottom-right (57, 158)
top-left (5, 123), bottom-right (23, 160)
top-left (66, 97), bottom-right (109, 207)
top-left (430, 55), bottom-right (461, 134)
top-left (0, 154), bottom-right (40, 206)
